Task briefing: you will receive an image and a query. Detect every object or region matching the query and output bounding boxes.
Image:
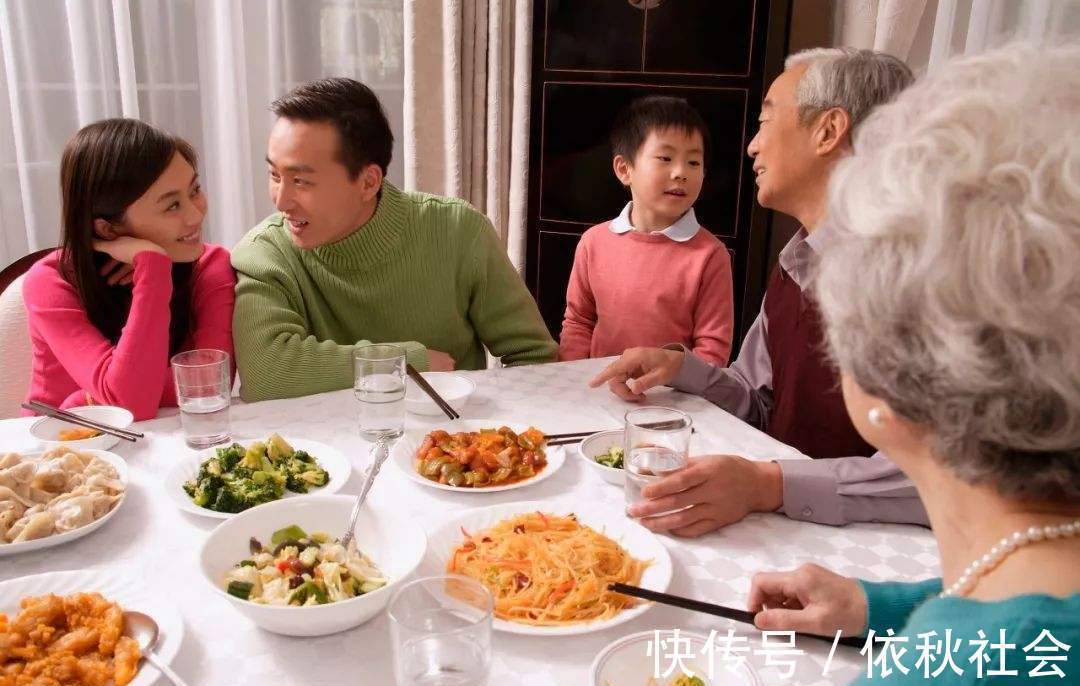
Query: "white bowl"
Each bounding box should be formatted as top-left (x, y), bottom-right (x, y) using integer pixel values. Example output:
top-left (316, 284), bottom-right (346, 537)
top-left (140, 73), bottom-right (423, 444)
top-left (577, 429), bottom-right (625, 486)
top-left (30, 405), bottom-right (135, 452)
top-left (404, 372), bottom-right (475, 415)
top-left (591, 629), bottom-right (762, 686)
top-left (199, 495), bottom-right (427, 636)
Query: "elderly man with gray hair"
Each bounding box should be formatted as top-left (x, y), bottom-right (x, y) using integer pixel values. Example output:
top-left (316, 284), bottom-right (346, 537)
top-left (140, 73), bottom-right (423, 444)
top-left (591, 48), bottom-right (920, 535)
top-left (748, 43), bottom-right (1080, 676)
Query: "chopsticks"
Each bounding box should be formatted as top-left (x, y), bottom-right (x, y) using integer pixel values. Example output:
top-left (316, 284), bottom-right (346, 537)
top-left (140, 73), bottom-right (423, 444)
top-left (23, 401), bottom-right (142, 442)
top-left (406, 363), bottom-right (460, 420)
top-left (609, 583), bottom-right (865, 648)
top-left (546, 421), bottom-right (696, 446)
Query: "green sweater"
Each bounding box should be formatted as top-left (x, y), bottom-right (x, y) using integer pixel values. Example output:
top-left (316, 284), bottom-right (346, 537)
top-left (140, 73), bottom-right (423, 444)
top-left (851, 579), bottom-right (1079, 684)
top-left (231, 182), bottom-right (556, 401)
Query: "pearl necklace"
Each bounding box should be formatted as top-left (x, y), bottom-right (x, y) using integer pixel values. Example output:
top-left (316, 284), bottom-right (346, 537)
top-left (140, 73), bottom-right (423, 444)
top-left (940, 518), bottom-right (1080, 598)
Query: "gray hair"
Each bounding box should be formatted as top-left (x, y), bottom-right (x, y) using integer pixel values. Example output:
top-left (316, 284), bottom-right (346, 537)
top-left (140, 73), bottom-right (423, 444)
top-left (814, 42), bottom-right (1080, 504)
top-left (785, 47), bottom-right (914, 130)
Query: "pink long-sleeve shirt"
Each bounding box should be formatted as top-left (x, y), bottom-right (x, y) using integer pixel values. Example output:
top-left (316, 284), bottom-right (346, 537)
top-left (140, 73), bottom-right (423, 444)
top-left (559, 213), bottom-right (734, 365)
top-left (22, 245), bottom-right (236, 421)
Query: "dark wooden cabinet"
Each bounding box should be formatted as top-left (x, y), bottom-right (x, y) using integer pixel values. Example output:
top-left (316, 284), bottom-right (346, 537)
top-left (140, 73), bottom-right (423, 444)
top-left (525, 0), bottom-right (791, 354)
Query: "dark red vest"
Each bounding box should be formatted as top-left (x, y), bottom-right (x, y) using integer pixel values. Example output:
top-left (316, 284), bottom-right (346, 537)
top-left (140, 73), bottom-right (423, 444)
top-left (763, 266), bottom-right (875, 459)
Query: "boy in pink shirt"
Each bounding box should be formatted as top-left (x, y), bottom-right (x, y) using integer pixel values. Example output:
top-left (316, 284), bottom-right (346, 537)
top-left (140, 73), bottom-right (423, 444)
top-left (559, 96), bottom-right (734, 365)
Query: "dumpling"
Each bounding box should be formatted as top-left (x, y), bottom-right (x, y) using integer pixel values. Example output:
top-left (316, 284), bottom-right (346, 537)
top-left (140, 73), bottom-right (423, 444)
top-left (51, 495), bottom-right (98, 532)
top-left (0, 452), bottom-right (21, 469)
top-left (30, 459), bottom-right (68, 493)
top-left (0, 460), bottom-right (35, 489)
top-left (0, 484), bottom-right (35, 508)
top-left (9, 509), bottom-right (55, 542)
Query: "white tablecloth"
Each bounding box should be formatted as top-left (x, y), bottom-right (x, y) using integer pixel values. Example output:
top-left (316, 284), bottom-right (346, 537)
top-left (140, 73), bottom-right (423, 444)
top-left (0, 358), bottom-right (940, 685)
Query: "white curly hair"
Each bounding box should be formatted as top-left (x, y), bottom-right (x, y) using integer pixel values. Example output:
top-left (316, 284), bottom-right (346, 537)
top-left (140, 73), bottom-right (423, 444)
top-left (814, 42), bottom-right (1080, 503)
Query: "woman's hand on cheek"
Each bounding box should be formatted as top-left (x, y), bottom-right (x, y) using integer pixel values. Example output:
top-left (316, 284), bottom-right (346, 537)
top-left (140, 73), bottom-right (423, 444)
top-left (93, 236), bottom-right (166, 266)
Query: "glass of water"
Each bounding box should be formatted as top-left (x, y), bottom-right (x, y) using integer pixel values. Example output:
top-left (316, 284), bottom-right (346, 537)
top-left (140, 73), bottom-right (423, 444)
top-left (171, 349), bottom-right (231, 450)
top-left (389, 575), bottom-right (493, 686)
top-left (354, 344), bottom-right (407, 442)
top-left (624, 406), bottom-right (692, 515)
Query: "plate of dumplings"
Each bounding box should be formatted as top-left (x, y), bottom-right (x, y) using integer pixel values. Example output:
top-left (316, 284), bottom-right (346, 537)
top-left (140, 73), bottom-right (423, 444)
top-left (0, 446), bottom-right (128, 556)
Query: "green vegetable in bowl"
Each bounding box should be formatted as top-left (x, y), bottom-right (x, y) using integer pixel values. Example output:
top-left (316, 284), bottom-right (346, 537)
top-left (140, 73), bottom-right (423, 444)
top-left (594, 445), bottom-right (624, 469)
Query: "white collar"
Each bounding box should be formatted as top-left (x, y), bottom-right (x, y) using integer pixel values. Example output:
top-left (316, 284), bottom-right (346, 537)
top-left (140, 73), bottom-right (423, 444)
top-left (609, 202), bottom-right (700, 242)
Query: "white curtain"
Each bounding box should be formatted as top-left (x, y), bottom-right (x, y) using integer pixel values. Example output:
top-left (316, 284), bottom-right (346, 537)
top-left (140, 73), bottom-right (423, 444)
top-left (0, 0), bottom-right (405, 268)
top-left (403, 0), bottom-right (532, 270)
top-left (836, 0), bottom-right (1080, 71)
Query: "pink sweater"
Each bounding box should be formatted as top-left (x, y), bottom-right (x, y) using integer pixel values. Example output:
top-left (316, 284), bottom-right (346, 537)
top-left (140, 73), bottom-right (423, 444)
top-left (23, 245), bottom-right (236, 421)
top-left (559, 222), bottom-right (734, 364)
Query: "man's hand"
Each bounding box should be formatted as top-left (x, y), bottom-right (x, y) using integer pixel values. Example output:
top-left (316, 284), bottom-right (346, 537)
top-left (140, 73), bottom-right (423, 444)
top-left (627, 456), bottom-right (783, 536)
top-left (427, 349), bottom-right (456, 372)
top-left (588, 346), bottom-right (685, 401)
top-left (748, 563), bottom-right (868, 638)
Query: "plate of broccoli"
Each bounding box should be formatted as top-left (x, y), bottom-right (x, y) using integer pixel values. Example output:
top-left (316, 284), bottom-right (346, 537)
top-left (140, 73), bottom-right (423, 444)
top-left (165, 434), bottom-right (351, 518)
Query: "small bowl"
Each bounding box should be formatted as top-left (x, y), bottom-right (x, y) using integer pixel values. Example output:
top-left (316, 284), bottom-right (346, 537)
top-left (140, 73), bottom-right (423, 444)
top-left (30, 405), bottom-right (135, 452)
top-left (577, 429), bottom-right (625, 486)
top-left (591, 629), bottom-right (762, 686)
top-left (199, 495), bottom-right (427, 636)
top-left (404, 372), bottom-right (475, 416)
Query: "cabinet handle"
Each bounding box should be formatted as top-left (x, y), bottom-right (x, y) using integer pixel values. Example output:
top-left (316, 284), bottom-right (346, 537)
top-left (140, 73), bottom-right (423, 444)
top-left (628, 0), bottom-right (665, 9)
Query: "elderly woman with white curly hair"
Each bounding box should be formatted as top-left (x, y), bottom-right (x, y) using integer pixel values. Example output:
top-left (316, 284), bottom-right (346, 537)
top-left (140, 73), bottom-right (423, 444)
top-left (746, 42), bottom-right (1080, 682)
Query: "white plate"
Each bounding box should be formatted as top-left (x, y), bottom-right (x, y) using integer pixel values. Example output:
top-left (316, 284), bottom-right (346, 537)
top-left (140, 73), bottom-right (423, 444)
top-left (0, 449), bottom-right (129, 557)
top-left (30, 405), bottom-right (135, 452)
top-left (390, 420), bottom-right (565, 493)
top-left (590, 629), bottom-right (762, 686)
top-left (578, 429), bottom-right (626, 486)
top-left (163, 437), bottom-right (351, 519)
top-left (420, 500), bottom-right (672, 636)
top-left (405, 372), bottom-right (476, 415)
top-left (0, 568), bottom-right (184, 686)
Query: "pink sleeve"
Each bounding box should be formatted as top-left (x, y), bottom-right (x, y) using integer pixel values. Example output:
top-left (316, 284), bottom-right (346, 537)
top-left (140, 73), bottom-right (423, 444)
top-left (23, 251), bottom-right (174, 420)
top-left (690, 245), bottom-right (734, 366)
top-left (157, 245), bottom-right (237, 408)
top-left (558, 234), bottom-right (597, 361)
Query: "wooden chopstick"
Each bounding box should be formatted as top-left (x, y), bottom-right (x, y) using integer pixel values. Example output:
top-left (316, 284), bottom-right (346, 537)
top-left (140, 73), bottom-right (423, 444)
top-left (406, 363), bottom-right (460, 420)
top-left (24, 401), bottom-right (141, 442)
top-left (609, 583), bottom-right (865, 648)
top-left (547, 421), bottom-right (697, 443)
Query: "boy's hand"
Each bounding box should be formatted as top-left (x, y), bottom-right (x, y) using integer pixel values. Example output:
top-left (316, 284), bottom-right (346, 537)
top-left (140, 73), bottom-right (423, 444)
top-left (748, 563), bottom-right (868, 638)
top-left (588, 346), bottom-right (684, 401)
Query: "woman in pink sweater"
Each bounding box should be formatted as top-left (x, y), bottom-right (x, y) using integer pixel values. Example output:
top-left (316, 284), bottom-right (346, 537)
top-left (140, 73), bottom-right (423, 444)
top-left (23, 119), bottom-right (235, 421)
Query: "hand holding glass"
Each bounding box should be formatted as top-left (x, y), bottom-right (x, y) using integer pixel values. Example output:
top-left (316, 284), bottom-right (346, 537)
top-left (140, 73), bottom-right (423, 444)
top-left (623, 406), bottom-right (692, 515)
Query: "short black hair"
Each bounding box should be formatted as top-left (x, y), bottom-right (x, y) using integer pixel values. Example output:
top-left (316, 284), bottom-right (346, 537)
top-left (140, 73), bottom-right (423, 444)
top-left (610, 95), bottom-right (710, 165)
top-left (270, 77), bottom-right (393, 178)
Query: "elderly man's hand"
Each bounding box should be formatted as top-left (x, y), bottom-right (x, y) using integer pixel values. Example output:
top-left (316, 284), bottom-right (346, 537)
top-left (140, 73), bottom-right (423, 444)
top-left (588, 346), bottom-right (684, 401)
top-left (626, 455), bottom-right (783, 536)
top-left (748, 563), bottom-right (867, 638)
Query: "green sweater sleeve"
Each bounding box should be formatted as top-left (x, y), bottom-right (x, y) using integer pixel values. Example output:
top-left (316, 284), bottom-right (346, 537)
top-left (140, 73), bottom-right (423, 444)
top-left (231, 236), bottom-right (426, 402)
top-left (466, 215), bottom-right (557, 367)
top-left (858, 578), bottom-right (943, 636)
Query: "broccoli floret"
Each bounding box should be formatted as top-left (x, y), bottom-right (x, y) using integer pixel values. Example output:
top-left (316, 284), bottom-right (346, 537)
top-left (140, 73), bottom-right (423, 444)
top-left (292, 449), bottom-right (314, 464)
top-left (215, 443), bottom-right (245, 472)
top-left (185, 474), bottom-right (225, 508)
top-left (281, 456), bottom-right (328, 493)
top-left (211, 485), bottom-right (243, 513)
top-left (235, 479), bottom-right (281, 509)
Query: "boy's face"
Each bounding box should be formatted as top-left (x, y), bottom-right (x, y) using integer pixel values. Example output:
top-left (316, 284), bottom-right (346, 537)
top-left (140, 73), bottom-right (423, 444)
top-left (614, 127), bottom-right (705, 226)
top-left (266, 117), bottom-right (381, 250)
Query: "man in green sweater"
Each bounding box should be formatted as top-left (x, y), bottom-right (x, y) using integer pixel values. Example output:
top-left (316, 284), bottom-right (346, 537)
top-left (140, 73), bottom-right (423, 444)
top-left (231, 78), bottom-right (556, 401)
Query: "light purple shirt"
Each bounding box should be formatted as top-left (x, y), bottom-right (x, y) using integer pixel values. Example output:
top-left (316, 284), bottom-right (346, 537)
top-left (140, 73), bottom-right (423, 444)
top-left (670, 227), bottom-right (929, 527)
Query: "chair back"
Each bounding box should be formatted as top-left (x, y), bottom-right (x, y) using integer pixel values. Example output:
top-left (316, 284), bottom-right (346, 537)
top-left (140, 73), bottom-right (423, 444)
top-left (0, 249), bottom-right (53, 418)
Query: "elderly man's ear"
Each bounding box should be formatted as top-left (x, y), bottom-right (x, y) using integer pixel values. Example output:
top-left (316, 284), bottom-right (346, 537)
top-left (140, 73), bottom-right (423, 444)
top-left (814, 107), bottom-right (853, 156)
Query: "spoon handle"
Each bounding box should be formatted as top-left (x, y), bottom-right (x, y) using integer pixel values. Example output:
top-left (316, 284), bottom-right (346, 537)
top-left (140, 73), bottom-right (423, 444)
top-left (145, 650), bottom-right (189, 686)
top-left (343, 437), bottom-right (392, 547)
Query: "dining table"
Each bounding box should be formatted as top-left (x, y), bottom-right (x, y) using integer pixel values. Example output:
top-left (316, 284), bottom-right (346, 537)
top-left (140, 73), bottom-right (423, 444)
top-left (0, 357), bottom-right (940, 685)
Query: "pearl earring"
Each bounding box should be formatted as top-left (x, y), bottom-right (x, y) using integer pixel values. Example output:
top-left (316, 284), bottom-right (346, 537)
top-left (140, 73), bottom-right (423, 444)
top-left (868, 407), bottom-right (885, 427)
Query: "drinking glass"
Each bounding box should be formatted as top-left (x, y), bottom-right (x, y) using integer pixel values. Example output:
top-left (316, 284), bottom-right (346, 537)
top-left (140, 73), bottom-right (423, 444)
top-left (389, 575), bottom-right (493, 686)
top-left (623, 406), bottom-right (692, 514)
top-left (171, 349), bottom-right (231, 450)
top-left (354, 344), bottom-right (407, 442)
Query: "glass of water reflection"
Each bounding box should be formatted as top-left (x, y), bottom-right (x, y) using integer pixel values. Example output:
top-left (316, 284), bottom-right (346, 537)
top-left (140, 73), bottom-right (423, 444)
top-left (354, 344), bottom-right (407, 442)
top-left (389, 575), bottom-right (493, 686)
top-left (171, 349), bottom-right (231, 450)
top-left (623, 406), bottom-right (692, 515)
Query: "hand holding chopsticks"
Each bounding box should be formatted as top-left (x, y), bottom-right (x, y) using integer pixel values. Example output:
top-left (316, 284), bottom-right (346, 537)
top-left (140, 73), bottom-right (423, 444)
top-left (22, 401), bottom-right (142, 442)
top-left (608, 582), bottom-right (866, 648)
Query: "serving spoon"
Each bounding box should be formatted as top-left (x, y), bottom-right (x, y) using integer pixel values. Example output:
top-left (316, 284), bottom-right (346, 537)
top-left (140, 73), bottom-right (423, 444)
top-left (341, 437), bottom-right (394, 549)
top-left (123, 611), bottom-right (189, 685)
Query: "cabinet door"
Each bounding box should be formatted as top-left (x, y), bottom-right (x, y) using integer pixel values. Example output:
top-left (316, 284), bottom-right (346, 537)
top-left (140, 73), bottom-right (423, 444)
top-left (644, 1), bottom-right (757, 75)
top-left (544, 0), bottom-right (644, 71)
top-left (538, 82), bottom-right (749, 237)
top-left (535, 229), bottom-right (584, 338)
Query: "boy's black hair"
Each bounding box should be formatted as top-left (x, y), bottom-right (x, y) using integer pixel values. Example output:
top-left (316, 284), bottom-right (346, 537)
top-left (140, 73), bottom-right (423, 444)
top-left (610, 95), bottom-right (710, 165)
top-left (271, 77), bottom-right (393, 178)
